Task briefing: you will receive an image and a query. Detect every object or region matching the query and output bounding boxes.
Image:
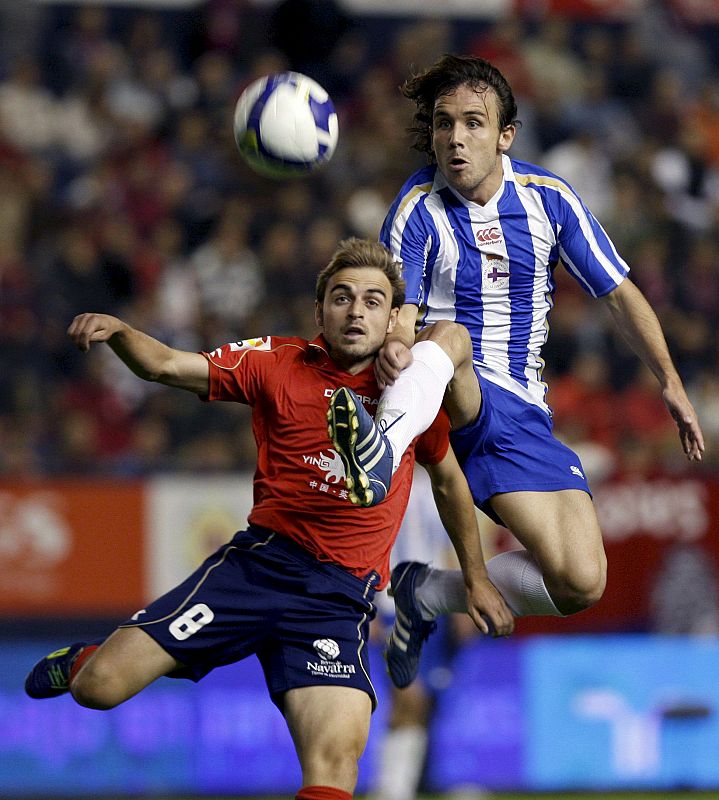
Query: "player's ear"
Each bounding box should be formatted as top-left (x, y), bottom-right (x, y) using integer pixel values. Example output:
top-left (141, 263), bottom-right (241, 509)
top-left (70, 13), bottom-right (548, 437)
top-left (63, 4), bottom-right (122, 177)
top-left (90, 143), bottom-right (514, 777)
top-left (314, 301), bottom-right (324, 328)
top-left (498, 124), bottom-right (515, 153)
top-left (386, 308), bottom-right (399, 333)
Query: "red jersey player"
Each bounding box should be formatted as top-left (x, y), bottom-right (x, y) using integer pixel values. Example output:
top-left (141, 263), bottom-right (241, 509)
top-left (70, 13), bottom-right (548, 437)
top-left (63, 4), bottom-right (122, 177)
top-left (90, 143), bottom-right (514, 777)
top-left (204, 330), bottom-right (440, 584)
top-left (25, 238), bottom-right (512, 800)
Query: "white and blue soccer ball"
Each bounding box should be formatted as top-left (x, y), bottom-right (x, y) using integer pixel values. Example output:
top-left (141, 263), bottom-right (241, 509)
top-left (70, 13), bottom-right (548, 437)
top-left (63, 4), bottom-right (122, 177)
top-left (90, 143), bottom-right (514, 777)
top-left (233, 71), bottom-right (339, 179)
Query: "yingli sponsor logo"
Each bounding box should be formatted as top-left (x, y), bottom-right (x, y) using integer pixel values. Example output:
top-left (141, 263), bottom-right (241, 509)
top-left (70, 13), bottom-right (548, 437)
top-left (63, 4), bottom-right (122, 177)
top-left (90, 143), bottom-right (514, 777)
top-left (476, 226), bottom-right (502, 245)
top-left (302, 449), bottom-right (345, 483)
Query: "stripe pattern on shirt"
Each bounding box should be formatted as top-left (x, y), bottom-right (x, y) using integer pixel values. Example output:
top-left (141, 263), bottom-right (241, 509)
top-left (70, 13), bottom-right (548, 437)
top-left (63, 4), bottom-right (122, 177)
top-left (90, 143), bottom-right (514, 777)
top-left (381, 156), bottom-right (629, 411)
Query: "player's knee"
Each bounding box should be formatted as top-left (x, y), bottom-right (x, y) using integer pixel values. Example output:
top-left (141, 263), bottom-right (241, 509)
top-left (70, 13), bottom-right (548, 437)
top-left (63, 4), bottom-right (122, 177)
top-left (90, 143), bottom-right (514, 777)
top-left (549, 558), bottom-right (606, 615)
top-left (70, 659), bottom-right (126, 710)
top-left (388, 683), bottom-right (431, 728)
top-left (417, 320), bottom-right (472, 363)
top-left (302, 744), bottom-right (361, 789)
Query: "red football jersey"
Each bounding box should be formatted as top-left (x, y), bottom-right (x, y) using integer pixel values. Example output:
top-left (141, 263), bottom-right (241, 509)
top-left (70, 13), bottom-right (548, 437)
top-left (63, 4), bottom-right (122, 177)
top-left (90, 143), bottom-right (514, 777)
top-left (202, 334), bottom-right (450, 587)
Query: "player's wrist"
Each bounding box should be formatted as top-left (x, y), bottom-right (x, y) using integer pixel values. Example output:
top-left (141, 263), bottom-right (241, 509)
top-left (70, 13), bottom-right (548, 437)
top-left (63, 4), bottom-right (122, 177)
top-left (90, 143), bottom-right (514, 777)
top-left (462, 565), bottom-right (490, 588)
top-left (384, 335), bottom-right (413, 353)
top-left (660, 372), bottom-right (683, 392)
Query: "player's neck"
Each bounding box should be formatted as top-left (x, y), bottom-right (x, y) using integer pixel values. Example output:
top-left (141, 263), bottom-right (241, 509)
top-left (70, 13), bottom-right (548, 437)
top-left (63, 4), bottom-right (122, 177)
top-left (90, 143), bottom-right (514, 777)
top-left (345, 357), bottom-right (374, 375)
top-left (335, 355), bottom-right (374, 375)
top-left (462, 169), bottom-right (504, 206)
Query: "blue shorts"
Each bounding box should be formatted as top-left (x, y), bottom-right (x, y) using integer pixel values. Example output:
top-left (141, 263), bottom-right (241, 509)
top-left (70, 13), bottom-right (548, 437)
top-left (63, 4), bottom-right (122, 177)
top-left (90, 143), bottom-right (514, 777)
top-left (120, 526), bottom-right (379, 711)
top-left (449, 371), bottom-right (591, 525)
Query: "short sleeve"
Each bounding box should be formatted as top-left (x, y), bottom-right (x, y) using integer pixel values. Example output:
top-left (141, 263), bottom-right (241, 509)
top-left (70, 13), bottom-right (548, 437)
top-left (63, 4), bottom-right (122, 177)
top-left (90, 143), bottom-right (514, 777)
top-left (201, 336), bottom-right (274, 404)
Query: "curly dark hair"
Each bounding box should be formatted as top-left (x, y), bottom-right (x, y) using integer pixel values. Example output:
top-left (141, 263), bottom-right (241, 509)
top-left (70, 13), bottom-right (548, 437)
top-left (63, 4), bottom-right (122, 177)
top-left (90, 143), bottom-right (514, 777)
top-left (402, 54), bottom-right (519, 159)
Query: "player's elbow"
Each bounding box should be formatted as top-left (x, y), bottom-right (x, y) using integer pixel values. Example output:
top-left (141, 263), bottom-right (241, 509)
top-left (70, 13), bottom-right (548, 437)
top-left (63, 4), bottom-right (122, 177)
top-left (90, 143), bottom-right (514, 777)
top-left (131, 364), bottom-right (161, 383)
top-left (134, 360), bottom-right (181, 386)
top-left (429, 475), bottom-right (464, 517)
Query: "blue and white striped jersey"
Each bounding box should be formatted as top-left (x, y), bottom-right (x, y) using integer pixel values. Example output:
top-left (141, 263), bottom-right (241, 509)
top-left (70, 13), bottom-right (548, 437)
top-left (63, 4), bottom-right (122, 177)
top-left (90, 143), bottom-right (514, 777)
top-left (380, 155), bottom-right (630, 411)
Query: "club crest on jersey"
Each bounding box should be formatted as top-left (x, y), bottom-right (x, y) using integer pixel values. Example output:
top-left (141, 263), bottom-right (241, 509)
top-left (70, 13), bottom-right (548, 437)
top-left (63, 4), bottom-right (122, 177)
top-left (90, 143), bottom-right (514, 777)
top-left (482, 255), bottom-right (510, 289)
top-left (476, 226), bottom-right (503, 246)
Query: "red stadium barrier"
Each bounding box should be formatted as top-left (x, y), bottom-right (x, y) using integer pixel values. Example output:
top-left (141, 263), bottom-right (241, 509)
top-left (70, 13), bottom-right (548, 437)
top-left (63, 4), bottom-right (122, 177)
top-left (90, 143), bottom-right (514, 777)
top-left (0, 481), bottom-right (145, 616)
top-left (2, 475), bottom-right (719, 633)
top-left (489, 476), bottom-right (719, 634)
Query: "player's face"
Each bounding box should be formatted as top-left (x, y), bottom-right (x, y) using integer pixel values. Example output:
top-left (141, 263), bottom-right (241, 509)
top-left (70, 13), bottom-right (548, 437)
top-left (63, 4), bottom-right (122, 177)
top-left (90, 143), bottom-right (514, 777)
top-left (432, 83), bottom-right (515, 205)
top-left (316, 267), bottom-right (398, 374)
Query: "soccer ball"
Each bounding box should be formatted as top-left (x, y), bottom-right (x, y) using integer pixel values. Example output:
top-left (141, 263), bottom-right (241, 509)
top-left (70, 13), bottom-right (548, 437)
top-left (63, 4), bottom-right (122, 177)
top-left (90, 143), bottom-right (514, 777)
top-left (233, 71), bottom-right (338, 179)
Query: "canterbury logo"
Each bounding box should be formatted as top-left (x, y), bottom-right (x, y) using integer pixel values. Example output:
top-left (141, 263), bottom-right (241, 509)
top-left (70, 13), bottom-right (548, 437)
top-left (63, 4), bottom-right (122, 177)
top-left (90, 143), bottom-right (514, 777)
top-left (476, 227), bottom-right (502, 244)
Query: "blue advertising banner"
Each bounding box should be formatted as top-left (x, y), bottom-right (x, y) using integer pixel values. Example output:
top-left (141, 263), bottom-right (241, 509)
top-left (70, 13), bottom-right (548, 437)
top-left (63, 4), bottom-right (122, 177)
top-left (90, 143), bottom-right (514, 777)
top-left (426, 638), bottom-right (525, 790)
top-left (2, 641), bottom-right (391, 796)
top-left (525, 636), bottom-right (719, 790)
top-left (4, 636), bottom-right (719, 795)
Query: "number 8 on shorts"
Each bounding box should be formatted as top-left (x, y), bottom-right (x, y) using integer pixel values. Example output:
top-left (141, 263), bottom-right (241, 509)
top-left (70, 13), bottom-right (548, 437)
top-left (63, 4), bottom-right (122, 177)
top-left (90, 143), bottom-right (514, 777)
top-left (169, 603), bottom-right (215, 640)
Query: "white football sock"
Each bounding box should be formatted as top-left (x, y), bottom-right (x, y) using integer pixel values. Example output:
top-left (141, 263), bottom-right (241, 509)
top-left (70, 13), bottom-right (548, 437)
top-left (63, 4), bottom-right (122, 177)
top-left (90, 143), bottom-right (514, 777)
top-left (487, 550), bottom-right (562, 616)
top-left (415, 550), bottom-right (562, 620)
top-left (376, 340), bottom-right (454, 472)
top-left (375, 725), bottom-right (428, 800)
top-left (415, 567), bottom-right (466, 620)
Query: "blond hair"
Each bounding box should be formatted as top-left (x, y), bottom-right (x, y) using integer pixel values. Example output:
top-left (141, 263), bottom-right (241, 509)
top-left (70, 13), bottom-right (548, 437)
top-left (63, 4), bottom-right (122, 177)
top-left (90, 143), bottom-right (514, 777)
top-left (315, 238), bottom-right (405, 309)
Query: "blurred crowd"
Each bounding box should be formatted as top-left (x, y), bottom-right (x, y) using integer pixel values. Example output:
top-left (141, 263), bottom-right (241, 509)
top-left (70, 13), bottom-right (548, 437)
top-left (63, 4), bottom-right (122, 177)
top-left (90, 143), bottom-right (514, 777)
top-left (1, 0), bottom-right (718, 480)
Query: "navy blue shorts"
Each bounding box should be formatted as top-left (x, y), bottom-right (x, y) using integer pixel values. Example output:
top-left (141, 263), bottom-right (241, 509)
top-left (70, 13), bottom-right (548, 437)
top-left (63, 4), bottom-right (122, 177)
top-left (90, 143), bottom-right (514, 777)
top-left (450, 371), bottom-right (591, 525)
top-left (120, 526), bottom-right (380, 710)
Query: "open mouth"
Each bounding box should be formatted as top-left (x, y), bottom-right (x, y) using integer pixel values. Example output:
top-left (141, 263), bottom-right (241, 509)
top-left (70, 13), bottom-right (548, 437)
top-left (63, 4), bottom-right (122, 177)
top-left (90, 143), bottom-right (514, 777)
top-left (344, 326), bottom-right (365, 338)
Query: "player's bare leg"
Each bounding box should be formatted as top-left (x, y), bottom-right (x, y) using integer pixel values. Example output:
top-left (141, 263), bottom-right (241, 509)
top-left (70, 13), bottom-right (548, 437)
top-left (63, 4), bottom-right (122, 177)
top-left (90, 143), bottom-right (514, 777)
top-left (416, 342), bottom-right (605, 619)
top-left (390, 323), bottom-right (603, 617)
top-left (284, 685), bottom-right (372, 794)
top-left (490, 489), bottom-right (607, 615)
top-left (71, 626), bottom-right (181, 710)
top-left (400, 491), bottom-right (605, 651)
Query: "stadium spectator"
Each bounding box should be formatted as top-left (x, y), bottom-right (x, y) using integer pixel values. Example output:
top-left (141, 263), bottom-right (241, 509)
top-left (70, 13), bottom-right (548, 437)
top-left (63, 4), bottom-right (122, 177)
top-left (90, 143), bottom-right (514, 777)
top-left (0, 5), bottom-right (716, 478)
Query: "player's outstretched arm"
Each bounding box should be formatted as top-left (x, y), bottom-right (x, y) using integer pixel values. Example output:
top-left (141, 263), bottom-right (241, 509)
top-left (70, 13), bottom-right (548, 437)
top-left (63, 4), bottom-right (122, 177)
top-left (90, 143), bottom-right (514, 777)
top-left (601, 279), bottom-right (705, 461)
top-left (67, 312), bottom-right (210, 395)
top-left (423, 448), bottom-right (514, 636)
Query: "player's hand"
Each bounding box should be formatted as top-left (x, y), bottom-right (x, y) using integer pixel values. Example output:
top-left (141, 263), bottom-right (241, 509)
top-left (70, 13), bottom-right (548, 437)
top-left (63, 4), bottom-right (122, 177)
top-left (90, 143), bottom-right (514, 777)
top-left (67, 313), bottom-right (124, 352)
top-left (465, 577), bottom-right (514, 637)
top-left (662, 383), bottom-right (705, 462)
top-left (375, 340), bottom-right (413, 389)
